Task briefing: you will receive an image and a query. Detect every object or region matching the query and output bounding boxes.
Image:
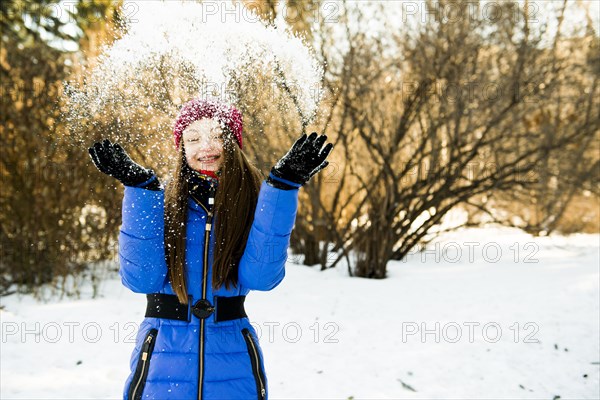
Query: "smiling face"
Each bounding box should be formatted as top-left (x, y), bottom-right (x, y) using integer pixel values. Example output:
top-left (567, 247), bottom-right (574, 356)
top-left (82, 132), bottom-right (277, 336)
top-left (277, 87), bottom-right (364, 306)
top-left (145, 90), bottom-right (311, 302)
top-left (182, 118), bottom-right (224, 172)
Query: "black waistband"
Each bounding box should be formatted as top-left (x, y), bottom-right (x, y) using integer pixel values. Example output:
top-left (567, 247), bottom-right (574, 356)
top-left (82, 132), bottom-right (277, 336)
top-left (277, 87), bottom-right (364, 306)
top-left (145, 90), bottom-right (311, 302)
top-left (145, 293), bottom-right (247, 323)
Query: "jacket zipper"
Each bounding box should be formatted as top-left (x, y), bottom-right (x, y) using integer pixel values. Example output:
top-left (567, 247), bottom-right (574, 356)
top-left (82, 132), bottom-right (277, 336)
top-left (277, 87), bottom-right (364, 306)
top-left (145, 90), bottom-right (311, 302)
top-left (128, 328), bottom-right (158, 400)
top-left (192, 182), bottom-right (216, 400)
top-left (242, 328), bottom-right (266, 400)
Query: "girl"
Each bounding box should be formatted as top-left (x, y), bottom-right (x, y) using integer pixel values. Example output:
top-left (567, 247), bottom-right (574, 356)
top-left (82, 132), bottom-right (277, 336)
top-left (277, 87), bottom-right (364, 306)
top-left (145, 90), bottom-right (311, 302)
top-left (88, 98), bottom-right (333, 400)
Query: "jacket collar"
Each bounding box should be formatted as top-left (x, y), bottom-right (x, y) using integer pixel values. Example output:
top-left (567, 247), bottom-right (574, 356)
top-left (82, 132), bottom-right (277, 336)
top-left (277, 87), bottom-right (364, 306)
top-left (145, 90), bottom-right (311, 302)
top-left (184, 164), bottom-right (219, 211)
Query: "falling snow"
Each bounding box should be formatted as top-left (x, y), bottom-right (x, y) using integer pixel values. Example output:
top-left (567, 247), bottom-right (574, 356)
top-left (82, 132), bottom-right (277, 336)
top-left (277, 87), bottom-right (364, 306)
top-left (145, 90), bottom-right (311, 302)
top-left (63, 0), bottom-right (324, 156)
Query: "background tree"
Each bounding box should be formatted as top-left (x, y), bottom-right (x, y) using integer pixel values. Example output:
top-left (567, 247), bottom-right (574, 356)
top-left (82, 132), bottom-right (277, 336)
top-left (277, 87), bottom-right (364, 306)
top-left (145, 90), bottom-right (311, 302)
top-left (281, 0), bottom-right (599, 277)
top-left (1, 0), bottom-right (122, 298)
top-left (1, 0), bottom-right (597, 297)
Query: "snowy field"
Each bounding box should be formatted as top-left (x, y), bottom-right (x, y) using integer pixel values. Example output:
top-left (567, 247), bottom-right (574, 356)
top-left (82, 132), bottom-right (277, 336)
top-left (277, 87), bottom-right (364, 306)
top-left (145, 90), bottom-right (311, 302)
top-left (1, 226), bottom-right (598, 399)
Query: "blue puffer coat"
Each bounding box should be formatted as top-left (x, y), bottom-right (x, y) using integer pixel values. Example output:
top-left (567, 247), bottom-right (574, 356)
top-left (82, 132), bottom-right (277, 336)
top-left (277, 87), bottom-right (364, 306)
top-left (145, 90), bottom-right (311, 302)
top-left (118, 179), bottom-right (299, 399)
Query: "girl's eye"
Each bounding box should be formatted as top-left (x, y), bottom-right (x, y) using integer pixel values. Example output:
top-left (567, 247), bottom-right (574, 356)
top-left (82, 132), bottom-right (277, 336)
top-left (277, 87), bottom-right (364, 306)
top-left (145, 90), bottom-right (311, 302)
top-left (186, 134), bottom-right (221, 143)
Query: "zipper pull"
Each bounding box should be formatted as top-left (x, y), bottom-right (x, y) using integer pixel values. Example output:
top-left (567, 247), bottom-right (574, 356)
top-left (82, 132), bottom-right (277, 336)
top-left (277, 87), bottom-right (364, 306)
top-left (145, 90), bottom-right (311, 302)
top-left (206, 208), bottom-right (213, 230)
top-left (141, 333), bottom-right (154, 360)
top-left (206, 181), bottom-right (216, 232)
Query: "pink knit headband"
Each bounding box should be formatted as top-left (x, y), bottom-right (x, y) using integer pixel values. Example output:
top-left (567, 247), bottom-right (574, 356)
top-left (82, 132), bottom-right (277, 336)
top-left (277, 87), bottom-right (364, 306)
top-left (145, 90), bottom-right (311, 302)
top-left (172, 98), bottom-right (243, 150)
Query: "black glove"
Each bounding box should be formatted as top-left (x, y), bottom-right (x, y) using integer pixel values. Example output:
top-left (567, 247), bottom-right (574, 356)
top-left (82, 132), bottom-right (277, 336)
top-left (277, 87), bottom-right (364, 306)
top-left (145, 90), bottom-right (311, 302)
top-left (88, 139), bottom-right (160, 190)
top-left (268, 132), bottom-right (334, 188)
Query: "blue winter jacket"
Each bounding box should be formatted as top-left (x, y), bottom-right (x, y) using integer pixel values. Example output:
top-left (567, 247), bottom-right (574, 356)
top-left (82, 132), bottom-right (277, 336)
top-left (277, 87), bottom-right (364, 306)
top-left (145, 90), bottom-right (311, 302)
top-left (119, 178), bottom-right (299, 399)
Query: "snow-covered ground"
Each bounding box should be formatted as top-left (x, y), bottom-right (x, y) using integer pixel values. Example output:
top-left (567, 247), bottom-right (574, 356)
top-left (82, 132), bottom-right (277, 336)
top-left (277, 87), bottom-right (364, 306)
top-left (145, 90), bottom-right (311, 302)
top-left (1, 226), bottom-right (598, 399)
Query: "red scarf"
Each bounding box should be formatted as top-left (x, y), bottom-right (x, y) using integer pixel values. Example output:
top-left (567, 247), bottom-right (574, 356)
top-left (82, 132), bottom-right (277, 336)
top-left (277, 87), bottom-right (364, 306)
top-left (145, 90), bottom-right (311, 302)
top-left (197, 169), bottom-right (219, 179)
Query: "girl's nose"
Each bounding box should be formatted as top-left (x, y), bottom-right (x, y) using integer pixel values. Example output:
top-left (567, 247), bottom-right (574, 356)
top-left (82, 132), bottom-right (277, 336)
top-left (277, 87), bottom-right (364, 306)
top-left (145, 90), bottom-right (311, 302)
top-left (199, 134), bottom-right (219, 148)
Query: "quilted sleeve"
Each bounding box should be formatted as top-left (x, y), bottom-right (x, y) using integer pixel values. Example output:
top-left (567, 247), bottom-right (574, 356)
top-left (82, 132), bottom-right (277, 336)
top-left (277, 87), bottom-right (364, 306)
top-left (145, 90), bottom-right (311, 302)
top-left (238, 180), bottom-right (299, 291)
top-left (118, 185), bottom-right (168, 293)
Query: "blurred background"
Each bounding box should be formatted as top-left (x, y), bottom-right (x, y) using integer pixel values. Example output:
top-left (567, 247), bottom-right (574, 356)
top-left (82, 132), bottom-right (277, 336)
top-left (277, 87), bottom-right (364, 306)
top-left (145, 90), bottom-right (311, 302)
top-left (1, 0), bottom-right (599, 398)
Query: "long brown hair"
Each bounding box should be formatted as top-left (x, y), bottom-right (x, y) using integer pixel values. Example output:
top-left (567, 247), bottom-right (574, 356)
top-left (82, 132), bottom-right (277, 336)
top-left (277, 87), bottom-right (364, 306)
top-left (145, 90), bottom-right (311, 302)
top-left (164, 126), bottom-right (263, 305)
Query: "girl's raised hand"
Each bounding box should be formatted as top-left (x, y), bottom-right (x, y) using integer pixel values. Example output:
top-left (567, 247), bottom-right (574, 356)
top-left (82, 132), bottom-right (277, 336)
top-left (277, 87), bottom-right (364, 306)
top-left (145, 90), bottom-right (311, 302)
top-left (88, 138), bottom-right (159, 189)
top-left (269, 132), bottom-right (334, 187)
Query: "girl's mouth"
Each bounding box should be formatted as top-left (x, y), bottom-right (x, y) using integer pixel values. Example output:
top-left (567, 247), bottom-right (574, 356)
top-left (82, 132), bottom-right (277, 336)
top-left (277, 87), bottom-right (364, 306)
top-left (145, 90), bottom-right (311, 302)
top-left (198, 155), bottom-right (220, 162)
